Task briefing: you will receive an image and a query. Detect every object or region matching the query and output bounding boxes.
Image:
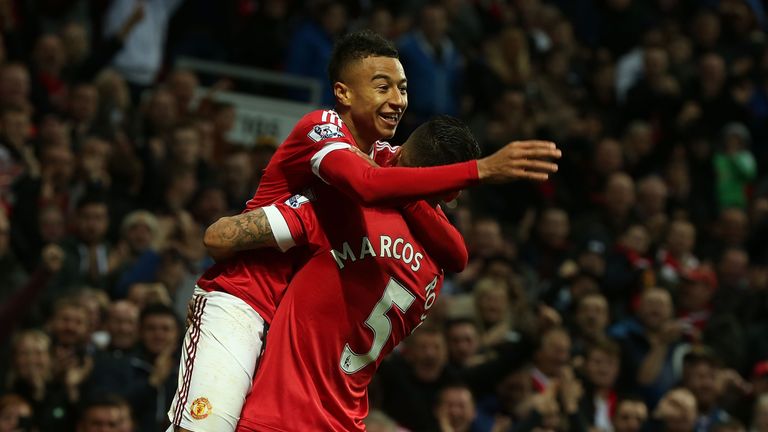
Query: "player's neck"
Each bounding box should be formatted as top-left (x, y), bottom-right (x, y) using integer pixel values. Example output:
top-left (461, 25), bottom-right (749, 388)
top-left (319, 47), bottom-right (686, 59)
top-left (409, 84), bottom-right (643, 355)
top-left (337, 109), bottom-right (373, 154)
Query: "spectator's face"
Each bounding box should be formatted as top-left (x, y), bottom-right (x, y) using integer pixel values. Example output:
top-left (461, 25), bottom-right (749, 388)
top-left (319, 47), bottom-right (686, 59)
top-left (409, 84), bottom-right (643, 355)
top-left (643, 48), bottom-right (669, 80)
top-left (51, 306), bottom-right (90, 347)
top-left (41, 146), bottom-right (75, 185)
top-left (170, 127), bottom-right (201, 166)
top-left (77, 203), bottom-right (109, 245)
top-left (13, 336), bottom-right (50, 381)
top-left (593, 138), bottom-right (623, 176)
top-left (585, 349), bottom-right (619, 390)
top-left (638, 289), bottom-right (673, 331)
top-left (700, 54), bottom-right (726, 88)
top-left (34, 35), bottom-right (65, 73)
top-left (637, 178), bottom-right (668, 216)
top-left (106, 302), bottom-right (139, 351)
top-left (368, 8), bottom-right (393, 38)
top-left (435, 388), bottom-right (475, 432)
top-left (538, 209), bottom-right (569, 248)
top-left (193, 188), bottom-right (227, 225)
top-left (576, 295), bottom-right (608, 336)
top-left (421, 5), bottom-right (448, 41)
top-left (0, 401), bottom-right (32, 432)
top-left (70, 85), bottom-right (99, 122)
top-left (613, 401), bottom-right (648, 432)
top-left (666, 222), bottom-right (695, 256)
top-left (535, 330), bottom-right (571, 377)
top-left (213, 106), bottom-right (236, 134)
top-left (78, 406), bottom-right (121, 432)
top-left (38, 206), bottom-right (66, 244)
top-left (0, 110), bottom-right (30, 144)
top-left (621, 225), bottom-right (650, 255)
top-left (341, 55), bottom-right (407, 142)
top-left (124, 221), bottom-right (153, 253)
top-left (471, 220), bottom-right (504, 258)
top-left (679, 279), bottom-right (714, 311)
top-left (497, 369), bottom-right (532, 411)
top-left (223, 152), bottom-right (254, 189)
top-left (116, 405), bottom-right (132, 432)
top-left (321, 3), bottom-right (347, 35)
top-left (61, 22), bottom-right (89, 64)
top-left (661, 389), bottom-right (697, 432)
top-left (604, 174), bottom-right (636, 217)
top-left (169, 71), bottom-right (198, 111)
top-left (719, 209), bottom-right (747, 247)
top-left (446, 323), bottom-right (480, 366)
top-left (147, 90), bottom-right (177, 130)
top-left (405, 332), bottom-right (447, 382)
top-left (0, 65), bottom-right (29, 107)
top-left (140, 314), bottom-right (179, 356)
top-left (683, 362), bottom-right (718, 410)
top-left (693, 12), bottom-right (721, 48)
top-left (476, 285), bottom-right (509, 325)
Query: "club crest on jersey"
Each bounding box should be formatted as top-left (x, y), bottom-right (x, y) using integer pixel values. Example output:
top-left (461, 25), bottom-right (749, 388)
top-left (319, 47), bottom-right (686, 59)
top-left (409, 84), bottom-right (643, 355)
top-left (308, 123), bottom-right (344, 142)
top-left (190, 397), bottom-right (212, 420)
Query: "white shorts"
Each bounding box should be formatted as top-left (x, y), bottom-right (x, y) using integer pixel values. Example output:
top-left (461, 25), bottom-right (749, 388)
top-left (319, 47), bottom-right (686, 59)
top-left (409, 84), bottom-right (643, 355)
top-left (167, 287), bottom-right (266, 432)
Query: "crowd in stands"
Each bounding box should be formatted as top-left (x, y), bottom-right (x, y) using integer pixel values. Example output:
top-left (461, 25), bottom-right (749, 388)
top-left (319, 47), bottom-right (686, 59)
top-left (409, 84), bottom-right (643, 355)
top-left (1, 0), bottom-right (768, 431)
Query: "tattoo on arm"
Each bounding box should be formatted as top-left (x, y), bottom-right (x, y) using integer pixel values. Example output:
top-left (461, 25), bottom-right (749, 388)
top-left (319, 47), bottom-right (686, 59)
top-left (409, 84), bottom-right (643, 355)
top-left (216, 208), bottom-right (277, 251)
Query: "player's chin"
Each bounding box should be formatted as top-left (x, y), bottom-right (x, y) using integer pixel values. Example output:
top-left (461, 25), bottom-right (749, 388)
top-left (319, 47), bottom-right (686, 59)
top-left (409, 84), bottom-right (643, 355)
top-left (376, 124), bottom-right (398, 139)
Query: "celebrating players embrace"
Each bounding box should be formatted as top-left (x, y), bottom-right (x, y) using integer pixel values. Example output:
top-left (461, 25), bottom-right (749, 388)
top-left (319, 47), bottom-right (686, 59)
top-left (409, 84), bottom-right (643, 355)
top-left (166, 30), bottom-right (560, 432)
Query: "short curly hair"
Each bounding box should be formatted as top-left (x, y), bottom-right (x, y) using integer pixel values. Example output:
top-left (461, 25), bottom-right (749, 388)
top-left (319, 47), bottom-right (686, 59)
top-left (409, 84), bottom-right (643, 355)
top-left (327, 30), bottom-right (398, 85)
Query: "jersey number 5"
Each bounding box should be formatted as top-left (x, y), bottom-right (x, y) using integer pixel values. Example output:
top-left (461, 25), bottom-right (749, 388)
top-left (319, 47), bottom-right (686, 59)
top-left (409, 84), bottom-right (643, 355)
top-left (340, 278), bottom-right (415, 374)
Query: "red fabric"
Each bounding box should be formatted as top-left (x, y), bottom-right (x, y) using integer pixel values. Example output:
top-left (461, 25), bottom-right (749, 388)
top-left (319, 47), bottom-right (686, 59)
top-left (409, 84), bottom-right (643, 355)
top-left (237, 184), bottom-right (444, 431)
top-left (401, 201), bottom-right (467, 272)
top-left (199, 109), bottom-right (473, 323)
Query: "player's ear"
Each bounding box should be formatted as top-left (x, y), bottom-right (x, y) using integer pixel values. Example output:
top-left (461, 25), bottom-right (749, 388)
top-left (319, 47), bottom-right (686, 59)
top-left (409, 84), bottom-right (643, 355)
top-left (334, 82), bottom-right (352, 108)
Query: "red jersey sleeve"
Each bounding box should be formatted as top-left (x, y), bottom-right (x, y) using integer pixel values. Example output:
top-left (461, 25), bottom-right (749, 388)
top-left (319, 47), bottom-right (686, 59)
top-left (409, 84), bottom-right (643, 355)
top-left (264, 196), bottom-right (326, 251)
top-left (316, 149), bottom-right (480, 206)
top-left (400, 201), bottom-right (468, 272)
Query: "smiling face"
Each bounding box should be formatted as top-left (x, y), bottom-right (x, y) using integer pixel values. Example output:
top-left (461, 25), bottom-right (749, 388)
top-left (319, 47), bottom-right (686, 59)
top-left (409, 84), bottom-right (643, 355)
top-left (335, 56), bottom-right (407, 148)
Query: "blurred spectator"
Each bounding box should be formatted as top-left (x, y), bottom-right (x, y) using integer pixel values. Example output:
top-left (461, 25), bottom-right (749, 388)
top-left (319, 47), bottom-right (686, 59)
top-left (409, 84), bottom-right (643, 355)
top-left (680, 348), bottom-right (732, 431)
top-left (650, 388), bottom-right (698, 432)
top-left (364, 409), bottom-right (398, 432)
top-left (284, 0), bottom-right (348, 106)
top-left (570, 293), bottom-right (610, 357)
top-left (75, 394), bottom-right (134, 432)
top-left (0, 394), bottom-right (32, 432)
top-left (612, 397), bottom-right (648, 432)
top-left (658, 220), bottom-right (700, 287)
top-left (84, 303), bottom-right (180, 431)
top-left (433, 383), bottom-right (505, 432)
top-left (714, 122), bottom-right (757, 210)
top-left (103, 0), bottom-right (184, 100)
top-left (445, 318), bottom-right (481, 369)
top-left (103, 300), bottom-right (139, 354)
top-left (398, 2), bottom-right (463, 129)
top-left (579, 339), bottom-right (621, 430)
top-left (752, 394), bottom-right (768, 432)
top-left (610, 288), bottom-right (687, 406)
top-left (531, 326), bottom-right (571, 393)
top-left (5, 330), bottom-right (78, 431)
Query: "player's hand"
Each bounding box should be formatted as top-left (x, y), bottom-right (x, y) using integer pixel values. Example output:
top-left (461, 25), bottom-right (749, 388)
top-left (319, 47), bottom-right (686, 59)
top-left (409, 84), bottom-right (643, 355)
top-left (476, 140), bottom-right (561, 183)
top-left (347, 146), bottom-right (379, 167)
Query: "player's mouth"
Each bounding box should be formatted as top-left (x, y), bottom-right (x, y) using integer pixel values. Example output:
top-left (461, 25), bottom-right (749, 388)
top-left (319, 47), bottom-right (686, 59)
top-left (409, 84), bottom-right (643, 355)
top-left (378, 112), bottom-right (400, 128)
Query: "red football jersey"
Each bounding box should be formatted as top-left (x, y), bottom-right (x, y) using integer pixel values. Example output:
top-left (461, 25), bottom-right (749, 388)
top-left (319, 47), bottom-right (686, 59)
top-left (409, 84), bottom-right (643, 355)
top-left (197, 109), bottom-right (370, 323)
top-left (236, 185), bottom-right (445, 432)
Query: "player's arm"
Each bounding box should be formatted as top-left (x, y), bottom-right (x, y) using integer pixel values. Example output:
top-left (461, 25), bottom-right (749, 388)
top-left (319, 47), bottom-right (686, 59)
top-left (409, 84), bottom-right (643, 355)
top-left (400, 201), bottom-right (468, 273)
top-left (203, 199), bottom-right (314, 261)
top-left (315, 140), bottom-right (561, 206)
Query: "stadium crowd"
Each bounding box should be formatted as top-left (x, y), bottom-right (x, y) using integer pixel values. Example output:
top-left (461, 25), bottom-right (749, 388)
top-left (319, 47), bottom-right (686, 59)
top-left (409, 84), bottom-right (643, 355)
top-left (0, 0), bottom-right (768, 431)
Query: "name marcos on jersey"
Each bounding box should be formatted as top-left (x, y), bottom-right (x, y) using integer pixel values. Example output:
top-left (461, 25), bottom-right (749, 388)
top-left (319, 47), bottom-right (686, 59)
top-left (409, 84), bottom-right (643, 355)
top-left (330, 236), bottom-right (425, 272)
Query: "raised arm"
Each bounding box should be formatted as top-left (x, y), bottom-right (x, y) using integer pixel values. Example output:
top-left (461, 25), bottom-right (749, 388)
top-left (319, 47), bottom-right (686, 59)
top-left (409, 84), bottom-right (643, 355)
top-left (400, 201), bottom-right (468, 273)
top-left (316, 140), bottom-right (561, 206)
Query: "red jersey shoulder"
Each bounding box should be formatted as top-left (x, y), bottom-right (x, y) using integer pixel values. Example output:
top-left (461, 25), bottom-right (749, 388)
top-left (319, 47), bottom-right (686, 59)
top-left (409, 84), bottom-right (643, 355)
top-left (297, 110), bottom-right (348, 143)
top-left (372, 141), bottom-right (400, 167)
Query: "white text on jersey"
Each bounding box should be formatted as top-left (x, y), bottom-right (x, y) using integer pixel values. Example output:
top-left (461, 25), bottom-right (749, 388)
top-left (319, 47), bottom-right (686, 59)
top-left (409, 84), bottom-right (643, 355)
top-left (330, 236), bottom-right (424, 272)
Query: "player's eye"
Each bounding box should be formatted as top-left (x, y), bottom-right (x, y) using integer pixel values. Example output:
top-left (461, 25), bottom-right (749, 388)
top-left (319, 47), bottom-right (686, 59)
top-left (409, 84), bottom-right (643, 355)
top-left (398, 87), bottom-right (407, 95)
top-left (376, 85), bottom-right (388, 92)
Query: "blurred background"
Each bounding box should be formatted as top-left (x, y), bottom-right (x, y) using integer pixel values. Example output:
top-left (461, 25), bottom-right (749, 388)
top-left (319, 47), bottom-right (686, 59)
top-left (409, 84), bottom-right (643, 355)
top-left (1, 0), bottom-right (768, 431)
